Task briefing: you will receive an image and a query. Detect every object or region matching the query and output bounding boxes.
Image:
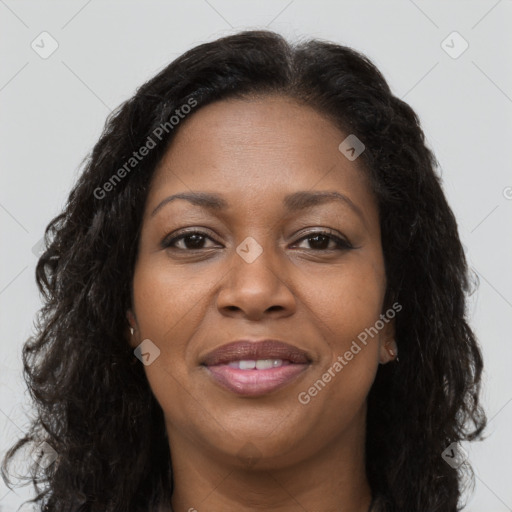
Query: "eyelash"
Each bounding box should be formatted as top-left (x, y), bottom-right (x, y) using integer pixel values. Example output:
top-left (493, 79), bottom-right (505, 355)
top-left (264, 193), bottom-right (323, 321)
top-left (161, 229), bottom-right (353, 252)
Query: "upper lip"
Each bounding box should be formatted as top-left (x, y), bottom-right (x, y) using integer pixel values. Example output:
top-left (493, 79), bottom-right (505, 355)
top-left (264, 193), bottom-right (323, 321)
top-left (201, 339), bottom-right (312, 366)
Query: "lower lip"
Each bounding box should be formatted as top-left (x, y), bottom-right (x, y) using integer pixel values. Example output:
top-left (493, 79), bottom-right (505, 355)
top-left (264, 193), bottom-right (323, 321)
top-left (204, 363), bottom-right (309, 396)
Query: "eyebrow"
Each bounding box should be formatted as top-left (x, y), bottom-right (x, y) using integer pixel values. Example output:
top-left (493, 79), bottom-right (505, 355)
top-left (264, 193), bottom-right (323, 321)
top-left (150, 190), bottom-right (366, 222)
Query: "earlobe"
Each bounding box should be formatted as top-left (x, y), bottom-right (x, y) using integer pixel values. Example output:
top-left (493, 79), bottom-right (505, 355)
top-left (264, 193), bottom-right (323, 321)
top-left (378, 317), bottom-right (398, 364)
top-left (126, 309), bottom-right (138, 348)
top-left (379, 338), bottom-right (398, 364)
top-left (126, 309), bottom-right (136, 328)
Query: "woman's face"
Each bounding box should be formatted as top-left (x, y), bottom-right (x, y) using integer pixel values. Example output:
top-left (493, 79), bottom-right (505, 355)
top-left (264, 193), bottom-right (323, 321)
top-left (128, 94), bottom-right (395, 469)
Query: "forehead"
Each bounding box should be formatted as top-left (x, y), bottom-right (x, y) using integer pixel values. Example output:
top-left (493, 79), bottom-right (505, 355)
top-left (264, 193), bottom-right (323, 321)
top-left (155, 95), bottom-right (347, 175)
top-left (146, 94), bottom-right (376, 223)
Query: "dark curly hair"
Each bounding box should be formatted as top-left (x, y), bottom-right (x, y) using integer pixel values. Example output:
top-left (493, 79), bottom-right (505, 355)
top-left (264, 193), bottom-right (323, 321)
top-left (1, 30), bottom-right (486, 512)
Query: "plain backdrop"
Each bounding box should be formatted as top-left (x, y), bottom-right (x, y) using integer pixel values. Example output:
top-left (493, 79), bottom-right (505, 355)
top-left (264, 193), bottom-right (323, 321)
top-left (1, 1), bottom-right (511, 511)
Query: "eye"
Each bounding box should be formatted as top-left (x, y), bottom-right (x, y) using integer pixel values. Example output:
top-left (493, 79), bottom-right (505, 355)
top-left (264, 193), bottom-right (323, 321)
top-left (161, 230), bottom-right (220, 251)
top-left (161, 229), bottom-right (353, 252)
top-left (292, 230), bottom-right (353, 251)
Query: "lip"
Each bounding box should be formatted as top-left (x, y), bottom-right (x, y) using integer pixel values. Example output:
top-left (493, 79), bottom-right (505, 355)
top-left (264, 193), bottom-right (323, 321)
top-left (200, 339), bottom-right (312, 396)
top-left (200, 339), bottom-right (311, 366)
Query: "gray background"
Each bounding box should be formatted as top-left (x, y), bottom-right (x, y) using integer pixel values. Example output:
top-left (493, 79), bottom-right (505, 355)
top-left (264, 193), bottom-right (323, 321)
top-left (1, 1), bottom-right (511, 510)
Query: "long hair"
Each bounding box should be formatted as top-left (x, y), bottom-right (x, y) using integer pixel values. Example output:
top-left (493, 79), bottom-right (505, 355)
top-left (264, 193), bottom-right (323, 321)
top-left (1, 30), bottom-right (485, 512)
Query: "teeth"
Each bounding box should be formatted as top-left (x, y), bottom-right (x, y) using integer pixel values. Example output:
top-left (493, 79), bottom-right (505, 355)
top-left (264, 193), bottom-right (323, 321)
top-left (256, 359), bottom-right (275, 370)
top-left (227, 359), bottom-right (285, 370)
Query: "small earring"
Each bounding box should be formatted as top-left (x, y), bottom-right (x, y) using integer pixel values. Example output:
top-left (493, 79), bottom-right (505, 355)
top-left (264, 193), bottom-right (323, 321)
top-left (130, 327), bottom-right (134, 336)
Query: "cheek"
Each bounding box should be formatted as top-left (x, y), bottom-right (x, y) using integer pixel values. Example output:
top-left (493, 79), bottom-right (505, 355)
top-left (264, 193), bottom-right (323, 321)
top-left (130, 259), bottom-right (202, 399)
top-left (131, 256), bottom-right (214, 342)
top-left (305, 256), bottom-right (386, 347)
top-left (298, 254), bottom-right (385, 398)
top-left (131, 259), bottom-right (207, 420)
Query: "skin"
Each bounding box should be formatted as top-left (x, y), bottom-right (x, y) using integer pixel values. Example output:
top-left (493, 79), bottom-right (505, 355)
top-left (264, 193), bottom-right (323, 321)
top-left (127, 94), bottom-right (397, 512)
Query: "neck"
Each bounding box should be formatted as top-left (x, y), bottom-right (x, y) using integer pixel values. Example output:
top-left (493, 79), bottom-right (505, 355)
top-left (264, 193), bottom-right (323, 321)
top-left (167, 409), bottom-right (372, 512)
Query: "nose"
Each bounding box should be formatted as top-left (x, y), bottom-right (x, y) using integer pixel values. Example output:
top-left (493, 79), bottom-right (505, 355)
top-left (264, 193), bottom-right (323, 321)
top-left (216, 245), bottom-right (297, 321)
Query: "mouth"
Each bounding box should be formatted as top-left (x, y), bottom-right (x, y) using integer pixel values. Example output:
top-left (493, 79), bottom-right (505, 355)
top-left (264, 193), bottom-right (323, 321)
top-left (200, 339), bottom-right (312, 396)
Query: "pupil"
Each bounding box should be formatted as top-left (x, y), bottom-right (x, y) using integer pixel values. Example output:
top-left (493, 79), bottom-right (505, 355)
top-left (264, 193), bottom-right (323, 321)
top-left (309, 235), bottom-right (329, 250)
top-left (186, 234), bottom-right (204, 249)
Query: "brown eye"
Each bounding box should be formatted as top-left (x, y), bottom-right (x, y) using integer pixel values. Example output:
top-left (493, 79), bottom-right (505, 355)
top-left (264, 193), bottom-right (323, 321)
top-left (293, 231), bottom-right (353, 251)
top-left (162, 231), bottom-right (220, 250)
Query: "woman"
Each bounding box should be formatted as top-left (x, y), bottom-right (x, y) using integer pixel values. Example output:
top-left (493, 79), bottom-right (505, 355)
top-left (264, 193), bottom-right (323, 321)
top-left (2, 30), bottom-right (486, 512)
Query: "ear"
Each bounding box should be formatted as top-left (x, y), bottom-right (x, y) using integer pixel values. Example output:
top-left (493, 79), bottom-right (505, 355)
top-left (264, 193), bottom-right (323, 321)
top-left (126, 309), bottom-right (139, 349)
top-left (378, 318), bottom-right (398, 365)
